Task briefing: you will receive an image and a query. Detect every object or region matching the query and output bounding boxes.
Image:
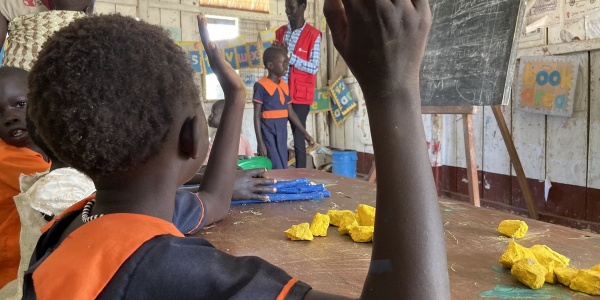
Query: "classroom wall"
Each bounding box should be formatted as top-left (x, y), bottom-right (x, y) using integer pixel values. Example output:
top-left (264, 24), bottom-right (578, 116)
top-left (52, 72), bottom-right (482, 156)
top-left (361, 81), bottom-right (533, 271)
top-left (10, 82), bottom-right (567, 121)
top-left (329, 1), bottom-right (600, 232)
top-left (94, 0), bottom-right (329, 152)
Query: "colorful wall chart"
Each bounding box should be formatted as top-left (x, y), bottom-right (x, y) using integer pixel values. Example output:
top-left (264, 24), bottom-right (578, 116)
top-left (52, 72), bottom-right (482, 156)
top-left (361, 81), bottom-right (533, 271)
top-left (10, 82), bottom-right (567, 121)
top-left (516, 56), bottom-right (579, 117)
top-left (311, 87), bottom-right (331, 113)
top-left (329, 77), bottom-right (357, 126)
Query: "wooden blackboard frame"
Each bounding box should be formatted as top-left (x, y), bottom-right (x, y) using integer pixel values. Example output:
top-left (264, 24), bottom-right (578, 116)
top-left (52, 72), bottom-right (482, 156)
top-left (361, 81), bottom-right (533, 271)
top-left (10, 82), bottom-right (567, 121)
top-left (420, 0), bottom-right (527, 107)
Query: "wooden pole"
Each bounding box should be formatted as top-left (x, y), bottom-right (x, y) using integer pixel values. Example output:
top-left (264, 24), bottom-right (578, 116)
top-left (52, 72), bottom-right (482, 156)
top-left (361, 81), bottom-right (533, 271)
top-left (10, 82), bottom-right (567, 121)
top-left (491, 105), bottom-right (539, 219)
top-left (462, 114), bottom-right (481, 207)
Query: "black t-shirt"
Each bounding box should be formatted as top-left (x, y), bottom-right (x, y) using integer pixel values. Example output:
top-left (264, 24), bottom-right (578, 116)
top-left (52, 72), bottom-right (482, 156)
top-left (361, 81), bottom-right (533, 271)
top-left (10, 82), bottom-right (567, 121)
top-left (23, 202), bottom-right (311, 299)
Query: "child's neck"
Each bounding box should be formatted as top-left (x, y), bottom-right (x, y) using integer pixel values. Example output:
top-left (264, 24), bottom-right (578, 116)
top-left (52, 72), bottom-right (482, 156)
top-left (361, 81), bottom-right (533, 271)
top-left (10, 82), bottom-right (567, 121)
top-left (267, 73), bottom-right (280, 83)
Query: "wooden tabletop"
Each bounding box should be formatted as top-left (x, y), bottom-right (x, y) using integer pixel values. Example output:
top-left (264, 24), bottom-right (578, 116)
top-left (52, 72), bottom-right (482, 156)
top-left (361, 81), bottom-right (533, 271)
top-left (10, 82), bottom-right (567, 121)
top-left (195, 169), bottom-right (600, 299)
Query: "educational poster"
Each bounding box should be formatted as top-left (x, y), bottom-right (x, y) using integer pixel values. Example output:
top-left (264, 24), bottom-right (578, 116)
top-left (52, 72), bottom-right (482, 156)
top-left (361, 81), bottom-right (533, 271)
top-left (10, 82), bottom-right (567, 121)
top-left (259, 28), bottom-right (277, 49)
top-left (330, 95), bottom-right (351, 126)
top-left (516, 56), bottom-right (579, 117)
top-left (202, 50), bottom-right (213, 74)
top-left (177, 40), bottom-right (267, 73)
top-left (247, 42), bottom-right (263, 68)
top-left (176, 41), bottom-right (205, 74)
top-left (188, 50), bottom-right (204, 73)
top-left (329, 77), bottom-right (357, 116)
top-left (565, 0), bottom-right (600, 23)
top-left (310, 87), bottom-right (331, 113)
top-left (235, 45), bottom-right (249, 69)
top-left (222, 47), bottom-right (238, 69)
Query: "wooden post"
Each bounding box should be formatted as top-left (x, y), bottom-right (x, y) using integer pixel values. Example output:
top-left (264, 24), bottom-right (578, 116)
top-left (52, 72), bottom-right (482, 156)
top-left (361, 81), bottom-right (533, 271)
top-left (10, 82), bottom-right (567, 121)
top-left (462, 114), bottom-right (481, 207)
top-left (491, 105), bottom-right (539, 219)
top-left (364, 105), bottom-right (537, 218)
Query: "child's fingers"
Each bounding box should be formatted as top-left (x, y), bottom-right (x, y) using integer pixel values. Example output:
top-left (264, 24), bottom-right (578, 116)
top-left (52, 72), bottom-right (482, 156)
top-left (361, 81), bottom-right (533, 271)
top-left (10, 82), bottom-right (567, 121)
top-left (323, 0), bottom-right (348, 53)
top-left (254, 194), bottom-right (271, 202)
top-left (253, 186), bottom-right (277, 194)
top-left (255, 178), bottom-right (277, 186)
top-left (197, 16), bottom-right (213, 51)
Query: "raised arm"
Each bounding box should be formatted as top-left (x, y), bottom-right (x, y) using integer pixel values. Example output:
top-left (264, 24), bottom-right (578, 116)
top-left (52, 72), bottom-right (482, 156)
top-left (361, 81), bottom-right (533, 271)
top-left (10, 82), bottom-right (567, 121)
top-left (305, 0), bottom-right (450, 299)
top-left (195, 15), bottom-right (246, 225)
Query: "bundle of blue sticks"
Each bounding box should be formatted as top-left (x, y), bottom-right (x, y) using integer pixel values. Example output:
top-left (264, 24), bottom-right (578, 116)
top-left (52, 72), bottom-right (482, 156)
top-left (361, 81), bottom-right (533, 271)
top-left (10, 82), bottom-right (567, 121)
top-left (231, 178), bottom-right (330, 205)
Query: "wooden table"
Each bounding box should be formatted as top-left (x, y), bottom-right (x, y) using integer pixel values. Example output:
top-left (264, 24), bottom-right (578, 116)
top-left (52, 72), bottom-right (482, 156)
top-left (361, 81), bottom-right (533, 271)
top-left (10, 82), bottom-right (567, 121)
top-left (195, 169), bottom-right (600, 299)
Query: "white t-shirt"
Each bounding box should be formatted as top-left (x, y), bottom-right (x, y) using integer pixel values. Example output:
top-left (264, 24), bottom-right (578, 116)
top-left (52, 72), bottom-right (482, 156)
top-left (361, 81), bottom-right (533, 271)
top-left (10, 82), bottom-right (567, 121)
top-left (0, 168), bottom-right (95, 300)
top-left (0, 0), bottom-right (47, 22)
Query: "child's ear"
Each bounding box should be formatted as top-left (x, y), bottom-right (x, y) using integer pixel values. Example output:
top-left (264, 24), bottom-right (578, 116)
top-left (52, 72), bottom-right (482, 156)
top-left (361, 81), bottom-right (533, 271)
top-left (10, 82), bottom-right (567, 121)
top-left (266, 61), bottom-right (273, 70)
top-left (179, 116), bottom-right (201, 159)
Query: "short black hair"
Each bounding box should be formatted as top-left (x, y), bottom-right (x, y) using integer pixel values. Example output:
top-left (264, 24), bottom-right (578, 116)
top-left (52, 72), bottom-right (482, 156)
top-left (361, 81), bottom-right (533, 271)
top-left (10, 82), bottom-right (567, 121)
top-left (28, 14), bottom-right (199, 179)
top-left (211, 99), bottom-right (225, 112)
top-left (262, 46), bottom-right (287, 68)
top-left (297, 0), bottom-right (307, 6)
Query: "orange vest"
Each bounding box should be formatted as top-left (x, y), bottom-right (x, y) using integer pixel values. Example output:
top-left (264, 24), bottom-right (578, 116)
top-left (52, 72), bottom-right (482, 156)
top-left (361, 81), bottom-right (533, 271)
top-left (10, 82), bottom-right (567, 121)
top-left (33, 200), bottom-right (183, 299)
top-left (276, 24), bottom-right (321, 105)
top-left (0, 140), bottom-right (50, 287)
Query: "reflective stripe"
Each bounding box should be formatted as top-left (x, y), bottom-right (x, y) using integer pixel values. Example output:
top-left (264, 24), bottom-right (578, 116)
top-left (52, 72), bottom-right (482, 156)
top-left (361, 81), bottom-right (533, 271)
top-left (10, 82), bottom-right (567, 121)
top-left (262, 109), bottom-right (288, 119)
top-left (276, 277), bottom-right (299, 300)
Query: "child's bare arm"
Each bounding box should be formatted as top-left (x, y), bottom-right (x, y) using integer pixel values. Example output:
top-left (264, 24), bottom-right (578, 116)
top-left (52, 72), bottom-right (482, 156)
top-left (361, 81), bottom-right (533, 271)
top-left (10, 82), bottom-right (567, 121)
top-left (195, 15), bottom-right (246, 225)
top-left (304, 0), bottom-right (450, 299)
top-left (253, 102), bottom-right (268, 156)
top-left (287, 105), bottom-right (315, 145)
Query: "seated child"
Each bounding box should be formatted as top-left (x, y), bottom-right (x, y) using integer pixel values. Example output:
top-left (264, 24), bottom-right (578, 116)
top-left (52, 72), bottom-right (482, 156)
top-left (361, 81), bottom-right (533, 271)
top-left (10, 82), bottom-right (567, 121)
top-left (204, 99), bottom-right (254, 165)
top-left (0, 0), bottom-right (49, 59)
top-left (0, 67), bottom-right (50, 288)
top-left (2, 0), bottom-right (94, 70)
top-left (24, 0), bottom-right (451, 297)
top-left (253, 46), bottom-right (314, 169)
top-left (0, 118), bottom-right (95, 299)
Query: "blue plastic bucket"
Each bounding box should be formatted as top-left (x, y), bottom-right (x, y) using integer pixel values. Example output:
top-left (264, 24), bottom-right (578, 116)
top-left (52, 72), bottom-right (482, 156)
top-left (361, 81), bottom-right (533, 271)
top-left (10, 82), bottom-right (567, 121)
top-left (332, 150), bottom-right (358, 178)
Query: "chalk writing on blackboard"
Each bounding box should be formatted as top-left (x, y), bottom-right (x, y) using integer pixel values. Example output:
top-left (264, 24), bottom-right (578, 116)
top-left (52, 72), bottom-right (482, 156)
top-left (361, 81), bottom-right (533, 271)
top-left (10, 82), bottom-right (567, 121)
top-left (420, 0), bottom-right (526, 106)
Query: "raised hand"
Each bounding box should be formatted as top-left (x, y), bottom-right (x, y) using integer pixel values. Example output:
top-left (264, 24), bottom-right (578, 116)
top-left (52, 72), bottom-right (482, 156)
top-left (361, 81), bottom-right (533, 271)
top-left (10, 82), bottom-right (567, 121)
top-left (323, 0), bottom-right (432, 97)
top-left (197, 15), bottom-right (245, 99)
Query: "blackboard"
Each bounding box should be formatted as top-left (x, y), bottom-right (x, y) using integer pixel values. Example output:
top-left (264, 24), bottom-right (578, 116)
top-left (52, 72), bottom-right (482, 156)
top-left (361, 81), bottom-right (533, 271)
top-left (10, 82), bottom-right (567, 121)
top-left (420, 0), bottom-right (526, 106)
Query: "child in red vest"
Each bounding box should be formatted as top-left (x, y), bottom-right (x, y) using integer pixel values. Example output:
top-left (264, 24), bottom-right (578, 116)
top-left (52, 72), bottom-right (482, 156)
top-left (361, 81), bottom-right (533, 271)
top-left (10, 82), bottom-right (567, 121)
top-left (0, 67), bottom-right (50, 289)
top-left (25, 0), bottom-right (450, 297)
top-left (253, 46), bottom-right (314, 169)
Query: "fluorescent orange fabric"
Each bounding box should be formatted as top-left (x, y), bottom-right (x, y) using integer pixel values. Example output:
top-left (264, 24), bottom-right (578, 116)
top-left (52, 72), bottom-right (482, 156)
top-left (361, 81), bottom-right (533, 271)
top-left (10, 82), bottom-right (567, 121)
top-left (276, 277), bottom-right (299, 300)
top-left (33, 212), bottom-right (184, 300)
top-left (257, 77), bottom-right (289, 105)
top-left (262, 109), bottom-right (288, 119)
top-left (0, 140), bottom-right (50, 287)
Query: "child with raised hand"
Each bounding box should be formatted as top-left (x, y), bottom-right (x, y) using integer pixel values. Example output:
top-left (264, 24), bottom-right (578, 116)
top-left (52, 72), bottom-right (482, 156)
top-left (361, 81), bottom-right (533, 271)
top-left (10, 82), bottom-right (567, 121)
top-left (253, 45), bottom-right (315, 169)
top-left (24, 0), bottom-right (450, 297)
top-left (0, 67), bottom-right (50, 289)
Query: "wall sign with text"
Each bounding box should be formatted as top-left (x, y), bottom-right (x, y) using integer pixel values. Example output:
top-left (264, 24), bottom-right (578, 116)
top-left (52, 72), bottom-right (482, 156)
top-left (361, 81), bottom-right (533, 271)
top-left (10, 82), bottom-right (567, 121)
top-left (516, 56), bottom-right (579, 117)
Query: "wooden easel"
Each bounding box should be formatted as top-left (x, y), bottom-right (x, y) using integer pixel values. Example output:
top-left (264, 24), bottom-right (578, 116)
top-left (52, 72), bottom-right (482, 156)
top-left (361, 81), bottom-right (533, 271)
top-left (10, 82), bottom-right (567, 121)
top-left (367, 105), bottom-right (539, 219)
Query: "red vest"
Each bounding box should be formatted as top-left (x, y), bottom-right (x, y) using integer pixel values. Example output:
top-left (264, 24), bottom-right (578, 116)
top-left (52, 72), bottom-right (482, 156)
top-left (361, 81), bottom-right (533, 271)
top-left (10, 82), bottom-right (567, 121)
top-left (276, 23), bottom-right (321, 105)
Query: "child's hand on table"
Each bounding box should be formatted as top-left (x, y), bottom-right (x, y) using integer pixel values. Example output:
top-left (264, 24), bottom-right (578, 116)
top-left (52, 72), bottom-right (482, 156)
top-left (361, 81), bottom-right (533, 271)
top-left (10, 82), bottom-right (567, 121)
top-left (232, 168), bottom-right (277, 202)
